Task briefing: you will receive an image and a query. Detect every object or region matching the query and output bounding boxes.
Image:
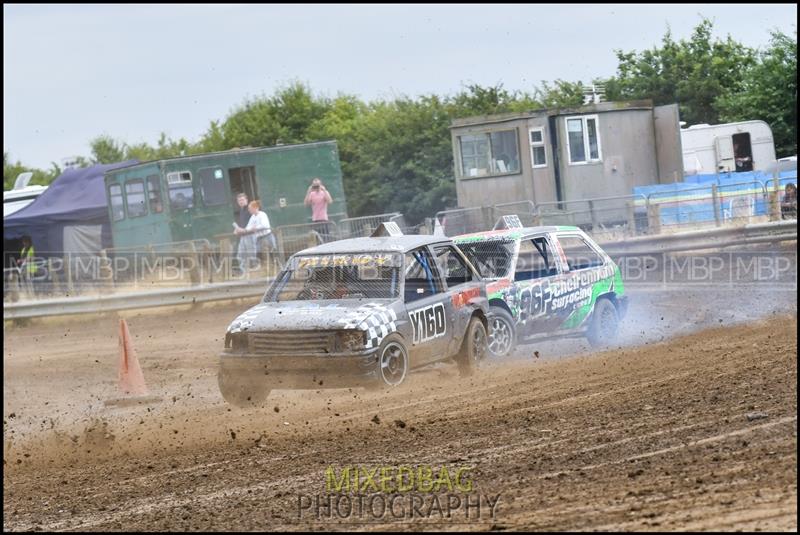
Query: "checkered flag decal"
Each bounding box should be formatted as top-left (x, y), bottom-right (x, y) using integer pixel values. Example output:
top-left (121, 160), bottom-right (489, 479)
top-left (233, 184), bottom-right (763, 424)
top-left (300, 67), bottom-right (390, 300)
top-left (336, 302), bottom-right (398, 349)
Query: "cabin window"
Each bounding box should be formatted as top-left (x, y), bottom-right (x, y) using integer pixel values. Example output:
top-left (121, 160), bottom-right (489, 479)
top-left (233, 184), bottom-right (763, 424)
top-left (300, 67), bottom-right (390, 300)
top-left (529, 127), bottom-right (547, 168)
top-left (565, 115), bottom-right (602, 164)
top-left (199, 167), bottom-right (227, 206)
top-left (515, 237), bottom-right (557, 281)
top-left (432, 245), bottom-right (474, 287)
top-left (403, 247), bottom-right (444, 302)
top-left (125, 180), bottom-right (147, 218)
top-left (167, 171), bottom-right (194, 211)
top-left (458, 129), bottom-right (520, 178)
top-left (108, 184), bottom-right (124, 222)
top-left (147, 175), bottom-right (163, 213)
top-left (559, 236), bottom-right (605, 271)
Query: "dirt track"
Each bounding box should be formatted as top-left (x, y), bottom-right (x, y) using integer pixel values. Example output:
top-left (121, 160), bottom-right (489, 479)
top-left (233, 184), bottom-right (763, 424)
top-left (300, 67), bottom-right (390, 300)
top-left (3, 290), bottom-right (798, 531)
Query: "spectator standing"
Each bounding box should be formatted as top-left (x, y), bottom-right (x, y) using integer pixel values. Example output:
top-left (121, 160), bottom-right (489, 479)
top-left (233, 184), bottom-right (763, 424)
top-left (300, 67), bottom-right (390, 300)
top-left (232, 192), bottom-right (250, 273)
top-left (235, 200), bottom-right (273, 271)
top-left (781, 183), bottom-right (797, 220)
top-left (235, 192), bottom-right (250, 229)
top-left (304, 178), bottom-right (333, 240)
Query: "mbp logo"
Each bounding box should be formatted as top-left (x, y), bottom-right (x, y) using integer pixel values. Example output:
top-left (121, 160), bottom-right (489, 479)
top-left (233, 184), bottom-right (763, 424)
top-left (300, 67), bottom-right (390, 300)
top-left (409, 303), bottom-right (446, 345)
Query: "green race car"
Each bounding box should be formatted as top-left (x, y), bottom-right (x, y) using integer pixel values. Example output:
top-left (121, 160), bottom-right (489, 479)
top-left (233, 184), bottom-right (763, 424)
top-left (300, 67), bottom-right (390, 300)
top-left (453, 218), bottom-right (628, 358)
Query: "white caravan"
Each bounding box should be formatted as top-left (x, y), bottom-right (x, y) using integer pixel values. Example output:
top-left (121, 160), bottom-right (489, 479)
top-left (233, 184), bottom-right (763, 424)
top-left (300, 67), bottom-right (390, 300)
top-left (681, 120), bottom-right (776, 175)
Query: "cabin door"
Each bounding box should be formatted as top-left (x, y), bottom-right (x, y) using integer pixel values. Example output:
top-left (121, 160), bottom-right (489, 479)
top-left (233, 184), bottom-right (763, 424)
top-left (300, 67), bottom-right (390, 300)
top-left (228, 167), bottom-right (258, 217)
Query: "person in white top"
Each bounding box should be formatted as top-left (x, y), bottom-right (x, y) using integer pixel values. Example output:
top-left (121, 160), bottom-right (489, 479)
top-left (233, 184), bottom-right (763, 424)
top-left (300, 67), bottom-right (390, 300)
top-left (234, 200), bottom-right (273, 271)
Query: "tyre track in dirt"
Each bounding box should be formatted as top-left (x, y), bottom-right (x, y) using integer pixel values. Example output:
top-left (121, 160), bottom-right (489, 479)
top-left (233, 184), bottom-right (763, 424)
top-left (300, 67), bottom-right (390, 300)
top-left (3, 312), bottom-right (796, 531)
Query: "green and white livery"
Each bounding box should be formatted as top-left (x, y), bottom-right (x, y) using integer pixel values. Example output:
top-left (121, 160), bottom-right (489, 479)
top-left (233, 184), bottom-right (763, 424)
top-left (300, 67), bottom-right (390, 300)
top-left (453, 220), bottom-right (628, 358)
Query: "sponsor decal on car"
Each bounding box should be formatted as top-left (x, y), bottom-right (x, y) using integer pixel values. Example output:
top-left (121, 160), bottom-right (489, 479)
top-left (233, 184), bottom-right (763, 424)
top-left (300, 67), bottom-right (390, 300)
top-left (451, 287), bottom-right (480, 309)
top-left (294, 253), bottom-right (400, 269)
top-left (517, 264), bottom-right (617, 323)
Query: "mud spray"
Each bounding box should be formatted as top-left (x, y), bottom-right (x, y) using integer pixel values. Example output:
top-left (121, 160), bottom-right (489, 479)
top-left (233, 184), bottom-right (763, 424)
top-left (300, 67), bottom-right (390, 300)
top-left (3, 245), bottom-right (796, 472)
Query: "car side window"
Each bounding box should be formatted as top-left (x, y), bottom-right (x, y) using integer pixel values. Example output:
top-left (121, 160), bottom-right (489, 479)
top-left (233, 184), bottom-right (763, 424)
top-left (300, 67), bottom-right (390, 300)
top-left (515, 237), bottom-right (557, 281)
top-left (559, 236), bottom-right (605, 271)
top-left (433, 245), bottom-right (474, 288)
top-left (404, 247), bottom-right (443, 303)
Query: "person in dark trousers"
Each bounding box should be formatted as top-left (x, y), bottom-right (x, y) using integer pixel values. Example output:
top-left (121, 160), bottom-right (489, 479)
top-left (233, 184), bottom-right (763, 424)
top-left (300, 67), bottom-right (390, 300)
top-left (232, 192), bottom-right (250, 273)
top-left (235, 192), bottom-right (250, 228)
top-left (781, 183), bottom-right (797, 220)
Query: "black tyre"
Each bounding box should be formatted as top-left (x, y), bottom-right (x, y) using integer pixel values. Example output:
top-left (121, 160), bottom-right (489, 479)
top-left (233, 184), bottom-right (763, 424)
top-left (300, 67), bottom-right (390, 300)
top-left (218, 367), bottom-right (270, 407)
top-left (456, 316), bottom-right (489, 377)
top-left (586, 297), bottom-right (620, 348)
top-left (487, 306), bottom-right (516, 358)
top-left (373, 334), bottom-right (410, 388)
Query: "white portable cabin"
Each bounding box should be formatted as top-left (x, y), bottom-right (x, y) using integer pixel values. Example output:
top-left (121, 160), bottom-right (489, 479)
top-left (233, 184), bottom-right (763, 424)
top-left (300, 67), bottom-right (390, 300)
top-left (680, 120), bottom-right (776, 175)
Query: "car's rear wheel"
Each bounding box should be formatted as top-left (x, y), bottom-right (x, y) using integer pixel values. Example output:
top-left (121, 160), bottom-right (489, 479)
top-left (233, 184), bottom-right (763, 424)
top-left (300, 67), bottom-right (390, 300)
top-left (456, 316), bottom-right (489, 377)
top-left (487, 306), bottom-right (516, 358)
top-left (218, 367), bottom-right (270, 407)
top-left (586, 297), bottom-right (620, 348)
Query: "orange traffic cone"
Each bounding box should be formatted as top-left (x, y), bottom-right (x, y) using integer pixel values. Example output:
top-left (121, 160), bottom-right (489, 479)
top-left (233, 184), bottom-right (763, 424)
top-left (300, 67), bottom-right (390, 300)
top-left (118, 318), bottom-right (148, 396)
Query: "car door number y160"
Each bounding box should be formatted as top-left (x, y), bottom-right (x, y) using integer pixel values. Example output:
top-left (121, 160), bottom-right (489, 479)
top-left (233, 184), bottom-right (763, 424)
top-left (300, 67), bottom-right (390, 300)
top-left (409, 303), bottom-right (446, 344)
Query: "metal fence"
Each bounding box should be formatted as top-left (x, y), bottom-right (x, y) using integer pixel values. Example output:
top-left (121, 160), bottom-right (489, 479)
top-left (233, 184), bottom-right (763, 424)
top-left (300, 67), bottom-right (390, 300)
top-left (435, 206), bottom-right (492, 236)
top-left (5, 172), bottom-right (797, 304)
top-left (493, 201), bottom-right (537, 227)
top-left (646, 181), bottom-right (770, 233)
top-left (273, 221), bottom-right (338, 262)
top-left (767, 175), bottom-right (798, 221)
top-left (101, 239), bottom-right (215, 287)
top-left (533, 194), bottom-right (647, 239)
top-left (6, 219), bottom-right (796, 320)
top-left (338, 213), bottom-right (405, 239)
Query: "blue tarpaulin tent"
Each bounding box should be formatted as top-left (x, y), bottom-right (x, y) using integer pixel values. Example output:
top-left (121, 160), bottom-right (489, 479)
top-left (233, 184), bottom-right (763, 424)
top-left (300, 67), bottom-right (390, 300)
top-left (4, 160), bottom-right (137, 255)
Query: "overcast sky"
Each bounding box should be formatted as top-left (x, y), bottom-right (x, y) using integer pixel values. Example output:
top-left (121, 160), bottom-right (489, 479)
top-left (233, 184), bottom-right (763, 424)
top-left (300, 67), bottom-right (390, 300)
top-left (4, 3), bottom-right (797, 170)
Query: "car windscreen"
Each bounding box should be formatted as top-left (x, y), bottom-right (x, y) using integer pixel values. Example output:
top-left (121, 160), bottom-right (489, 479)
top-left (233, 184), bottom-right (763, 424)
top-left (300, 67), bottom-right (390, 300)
top-left (455, 238), bottom-right (516, 279)
top-left (265, 253), bottom-right (402, 301)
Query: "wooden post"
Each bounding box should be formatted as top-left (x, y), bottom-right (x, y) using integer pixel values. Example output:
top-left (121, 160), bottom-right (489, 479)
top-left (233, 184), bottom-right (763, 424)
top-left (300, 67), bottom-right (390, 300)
top-left (626, 200), bottom-right (637, 237)
top-left (48, 258), bottom-right (61, 294)
top-left (188, 242), bottom-right (200, 286)
top-left (98, 250), bottom-right (114, 293)
top-left (711, 184), bottom-right (721, 227)
top-left (769, 172), bottom-right (781, 221)
top-left (65, 254), bottom-right (74, 295)
top-left (647, 202), bottom-right (661, 235)
top-left (588, 199), bottom-right (598, 231)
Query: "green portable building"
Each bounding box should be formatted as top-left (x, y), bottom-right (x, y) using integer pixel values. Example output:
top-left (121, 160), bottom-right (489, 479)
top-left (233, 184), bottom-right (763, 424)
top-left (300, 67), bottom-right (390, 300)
top-left (103, 141), bottom-right (347, 250)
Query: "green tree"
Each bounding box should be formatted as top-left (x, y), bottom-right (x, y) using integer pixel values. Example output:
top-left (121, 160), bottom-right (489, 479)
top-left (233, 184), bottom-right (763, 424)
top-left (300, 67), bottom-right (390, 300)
top-left (716, 30), bottom-right (797, 157)
top-left (221, 81), bottom-right (331, 148)
top-left (533, 80), bottom-right (586, 109)
top-left (196, 120), bottom-right (228, 153)
top-left (609, 18), bottom-right (756, 125)
top-left (89, 134), bottom-right (126, 164)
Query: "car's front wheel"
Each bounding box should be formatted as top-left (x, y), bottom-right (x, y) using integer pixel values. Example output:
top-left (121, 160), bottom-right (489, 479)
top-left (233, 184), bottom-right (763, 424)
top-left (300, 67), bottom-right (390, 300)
top-left (218, 367), bottom-right (271, 407)
top-left (487, 306), bottom-right (516, 358)
top-left (366, 334), bottom-right (410, 390)
top-left (456, 316), bottom-right (489, 376)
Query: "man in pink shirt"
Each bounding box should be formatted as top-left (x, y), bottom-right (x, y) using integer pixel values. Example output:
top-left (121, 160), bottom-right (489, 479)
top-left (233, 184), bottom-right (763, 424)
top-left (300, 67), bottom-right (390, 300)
top-left (304, 178), bottom-right (333, 240)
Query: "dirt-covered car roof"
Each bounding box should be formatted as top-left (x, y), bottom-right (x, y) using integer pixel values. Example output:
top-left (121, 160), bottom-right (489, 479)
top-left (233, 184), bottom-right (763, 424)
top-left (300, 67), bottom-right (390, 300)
top-left (297, 235), bottom-right (453, 255)
top-left (453, 225), bottom-right (576, 242)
